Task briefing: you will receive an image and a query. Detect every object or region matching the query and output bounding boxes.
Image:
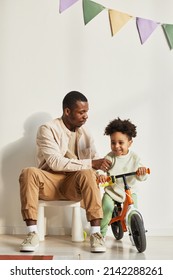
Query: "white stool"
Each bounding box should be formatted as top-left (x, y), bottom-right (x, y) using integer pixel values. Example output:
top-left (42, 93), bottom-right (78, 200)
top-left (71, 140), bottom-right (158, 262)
top-left (37, 200), bottom-right (84, 242)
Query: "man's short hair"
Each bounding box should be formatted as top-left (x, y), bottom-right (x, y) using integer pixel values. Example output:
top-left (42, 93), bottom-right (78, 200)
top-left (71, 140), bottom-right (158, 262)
top-left (63, 91), bottom-right (88, 110)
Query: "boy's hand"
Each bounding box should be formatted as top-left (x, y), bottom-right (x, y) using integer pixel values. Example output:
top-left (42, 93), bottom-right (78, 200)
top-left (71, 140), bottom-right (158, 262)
top-left (136, 167), bottom-right (147, 176)
top-left (97, 174), bottom-right (107, 184)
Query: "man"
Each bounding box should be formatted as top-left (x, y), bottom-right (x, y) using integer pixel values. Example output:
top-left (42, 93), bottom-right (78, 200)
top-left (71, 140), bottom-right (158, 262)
top-left (19, 91), bottom-right (111, 253)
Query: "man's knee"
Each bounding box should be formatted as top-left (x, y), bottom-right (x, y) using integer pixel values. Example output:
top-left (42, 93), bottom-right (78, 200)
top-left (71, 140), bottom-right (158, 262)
top-left (19, 167), bottom-right (39, 183)
top-left (76, 169), bottom-right (96, 183)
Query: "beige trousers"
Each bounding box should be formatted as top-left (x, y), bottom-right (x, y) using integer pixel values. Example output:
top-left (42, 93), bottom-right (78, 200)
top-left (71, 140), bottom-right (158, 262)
top-left (19, 167), bottom-right (103, 222)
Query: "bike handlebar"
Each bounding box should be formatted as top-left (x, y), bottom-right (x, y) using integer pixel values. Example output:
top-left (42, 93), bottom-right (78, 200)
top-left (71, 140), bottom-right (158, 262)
top-left (97, 168), bottom-right (150, 185)
top-left (114, 168), bottom-right (150, 179)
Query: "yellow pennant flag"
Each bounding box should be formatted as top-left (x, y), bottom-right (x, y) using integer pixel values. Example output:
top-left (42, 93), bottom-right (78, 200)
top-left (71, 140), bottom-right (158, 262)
top-left (109, 10), bottom-right (132, 36)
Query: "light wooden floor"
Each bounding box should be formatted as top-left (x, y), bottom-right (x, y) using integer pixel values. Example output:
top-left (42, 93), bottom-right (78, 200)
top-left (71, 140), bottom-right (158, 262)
top-left (0, 234), bottom-right (173, 260)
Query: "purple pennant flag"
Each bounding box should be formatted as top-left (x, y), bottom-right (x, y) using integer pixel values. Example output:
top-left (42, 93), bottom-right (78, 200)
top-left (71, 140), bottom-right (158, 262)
top-left (136, 17), bottom-right (160, 44)
top-left (59, 0), bottom-right (79, 13)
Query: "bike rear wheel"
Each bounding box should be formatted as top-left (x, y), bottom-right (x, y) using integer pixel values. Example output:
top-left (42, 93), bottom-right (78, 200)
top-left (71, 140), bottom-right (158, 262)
top-left (111, 208), bottom-right (124, 240)
top-left (130, 213), bottom-right (146, 253)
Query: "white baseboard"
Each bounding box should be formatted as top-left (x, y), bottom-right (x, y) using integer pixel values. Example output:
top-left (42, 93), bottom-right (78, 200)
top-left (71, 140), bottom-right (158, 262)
top-left (0, 226), bottom-right (72, 236)
top-left (145, 228), bottom-right (173, 236)
top-left (106, 227), bottom-right (173, 237)
top-left (0, 226), bottom-right (173, 236)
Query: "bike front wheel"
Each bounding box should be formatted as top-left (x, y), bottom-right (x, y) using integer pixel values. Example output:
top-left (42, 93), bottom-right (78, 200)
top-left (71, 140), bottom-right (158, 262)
top-left (130, 213), bottom-right (146, 253)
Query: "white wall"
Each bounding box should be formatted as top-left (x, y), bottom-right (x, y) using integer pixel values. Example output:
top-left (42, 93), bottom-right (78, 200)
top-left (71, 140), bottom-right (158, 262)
top-left (0, 0), bottom-right (173, 236)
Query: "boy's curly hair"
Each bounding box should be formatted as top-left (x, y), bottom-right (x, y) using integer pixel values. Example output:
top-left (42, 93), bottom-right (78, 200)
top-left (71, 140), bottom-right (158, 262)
top-left (104, 118), bottom-right (137, 140)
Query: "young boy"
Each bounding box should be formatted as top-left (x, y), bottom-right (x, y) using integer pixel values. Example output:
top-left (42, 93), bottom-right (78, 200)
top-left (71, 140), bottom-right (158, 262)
top-left (97, 118), bottom-right (148, 238)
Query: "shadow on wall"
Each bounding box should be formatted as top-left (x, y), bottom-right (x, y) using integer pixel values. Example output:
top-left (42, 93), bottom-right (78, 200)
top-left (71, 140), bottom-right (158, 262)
top-left (1, 112), bottom-right (52, 232)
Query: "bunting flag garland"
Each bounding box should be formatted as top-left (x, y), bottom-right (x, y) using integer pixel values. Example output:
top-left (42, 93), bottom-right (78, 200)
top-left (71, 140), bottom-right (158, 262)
top-left (162, 24), bottom-right (173, 49)
top-left (59, 0), bottom-right (173, 50)
top-left (59, 0), bottom-right (79, 13)
top-left (109, 10), bottom-right (132, 36)
top-left (83, 0), bottom-right (105, 25)
top-left (136, 17), bottom-right (159, 44)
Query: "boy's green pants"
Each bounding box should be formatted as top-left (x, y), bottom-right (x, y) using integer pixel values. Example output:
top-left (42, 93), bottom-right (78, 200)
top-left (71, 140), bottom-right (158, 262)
top-left (100, 192), bottom-right (137, 237)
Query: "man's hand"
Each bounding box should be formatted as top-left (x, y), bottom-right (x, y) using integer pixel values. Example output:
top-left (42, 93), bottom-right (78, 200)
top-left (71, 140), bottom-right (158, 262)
top-left (92, 158), bottom-right (112, 172)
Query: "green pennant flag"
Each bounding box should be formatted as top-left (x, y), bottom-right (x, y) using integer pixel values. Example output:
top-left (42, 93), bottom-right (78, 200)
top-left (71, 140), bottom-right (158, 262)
top-left (83, 0), bottom-right (106, 25)
top-left (162, 24), bottom-right (173, 50)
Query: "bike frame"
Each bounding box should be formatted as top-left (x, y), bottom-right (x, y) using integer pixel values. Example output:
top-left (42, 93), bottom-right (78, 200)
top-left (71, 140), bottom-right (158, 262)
top-left (108, 169), bottom-right (150, 232)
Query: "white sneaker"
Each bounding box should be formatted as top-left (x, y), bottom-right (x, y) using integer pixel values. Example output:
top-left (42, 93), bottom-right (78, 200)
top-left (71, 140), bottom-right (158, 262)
top-left (20, 232), bottom-right (39, 252)
top-left (90, 232), bottom-right (106, 253)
